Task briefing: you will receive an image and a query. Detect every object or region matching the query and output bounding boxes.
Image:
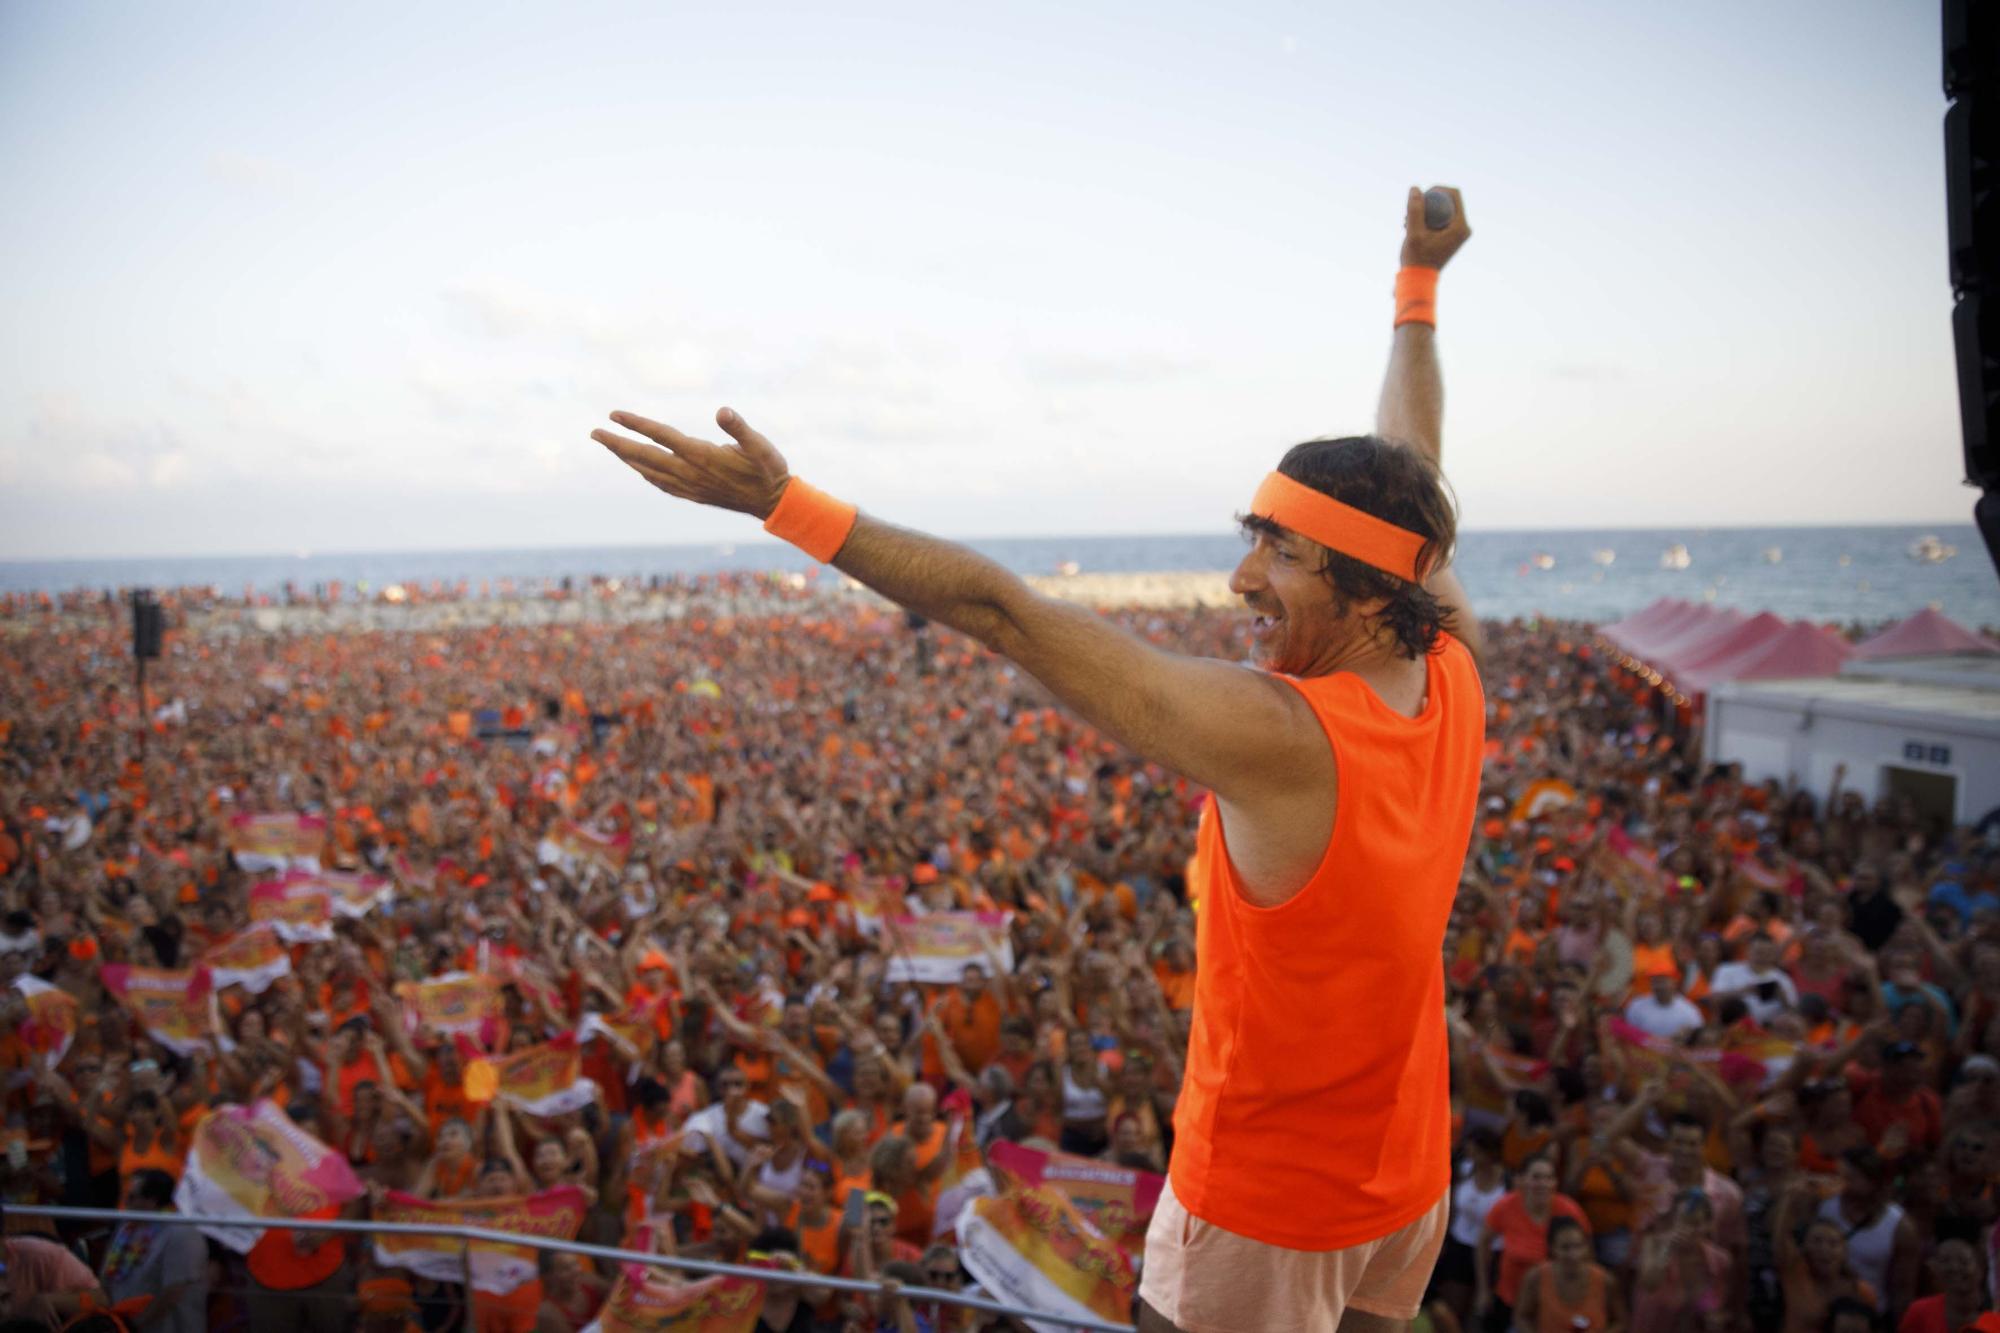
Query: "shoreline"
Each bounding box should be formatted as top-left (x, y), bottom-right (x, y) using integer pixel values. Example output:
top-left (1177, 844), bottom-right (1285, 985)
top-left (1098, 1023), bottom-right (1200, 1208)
top-left (141, 571), bottom-right (1245, 638)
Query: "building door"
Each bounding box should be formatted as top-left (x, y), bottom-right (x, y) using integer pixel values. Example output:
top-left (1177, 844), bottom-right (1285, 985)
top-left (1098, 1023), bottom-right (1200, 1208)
top-left (1882, 765), bottom-right (1959, 830)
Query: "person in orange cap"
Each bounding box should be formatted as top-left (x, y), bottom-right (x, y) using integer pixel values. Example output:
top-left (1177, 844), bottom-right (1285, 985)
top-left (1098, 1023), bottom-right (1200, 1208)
top-left (593, 183), bottom-right (1480, 1332)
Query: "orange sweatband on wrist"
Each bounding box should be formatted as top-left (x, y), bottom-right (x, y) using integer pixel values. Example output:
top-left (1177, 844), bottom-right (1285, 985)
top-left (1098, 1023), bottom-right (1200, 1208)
top-left (763, 477), bottom-right (857, 564)
top-left (1250, 471), bottom-right (1427, 582)
top-left (1395, 265), bottom-right (1438, 328)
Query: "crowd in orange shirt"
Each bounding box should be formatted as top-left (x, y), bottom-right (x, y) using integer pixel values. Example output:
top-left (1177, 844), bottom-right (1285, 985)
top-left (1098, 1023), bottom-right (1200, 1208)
top-left (0, 581), bottom-right (1994, 1333)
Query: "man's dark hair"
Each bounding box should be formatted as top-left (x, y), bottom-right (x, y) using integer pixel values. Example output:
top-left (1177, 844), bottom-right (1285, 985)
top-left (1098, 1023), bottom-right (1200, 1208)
top-left (1545, 1215), bottom-right (1587, 1250)
top-left (1513, 1090), bottom-right (1553, 1126)
top-left (1238, 436), bottom-right (1459, 659)
top-left (750, 1225), bottom-right (800, 1255)
top-left (1842, 1145), bottom-right (1885, 1182)
top-left (129, 1167), bottom-right (177, 1208)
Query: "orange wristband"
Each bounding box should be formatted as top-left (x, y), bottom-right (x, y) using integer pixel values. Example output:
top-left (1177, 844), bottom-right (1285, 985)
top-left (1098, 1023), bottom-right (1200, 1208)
top-left (763, 478), bottom-right (857, 564)
top-left (1395, 265), bottom-right (1438, 328)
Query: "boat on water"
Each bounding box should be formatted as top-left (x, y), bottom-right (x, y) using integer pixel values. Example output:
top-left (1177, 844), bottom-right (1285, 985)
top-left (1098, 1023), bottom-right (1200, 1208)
top-left (1762, 546), bottom-right (1783, 564)
top-left (1660, 544), bottom-right (1692, 570)
top-left (1908, 535), bottom-right (1957, 564)
top-left (1590, 548), bottom-right (1616, 567)
top-left (1530, 553), bottom-right (1555, 571)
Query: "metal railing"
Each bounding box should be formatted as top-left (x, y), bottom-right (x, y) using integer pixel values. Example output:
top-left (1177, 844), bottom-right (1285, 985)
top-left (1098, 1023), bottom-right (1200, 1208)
top-left (14, 1204), bottom-right (1136, 1333)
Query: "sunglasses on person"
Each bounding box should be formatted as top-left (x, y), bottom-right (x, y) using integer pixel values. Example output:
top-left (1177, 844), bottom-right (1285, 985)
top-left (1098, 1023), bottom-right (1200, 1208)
top-left (925, 1265), bottom-right (960, 1285)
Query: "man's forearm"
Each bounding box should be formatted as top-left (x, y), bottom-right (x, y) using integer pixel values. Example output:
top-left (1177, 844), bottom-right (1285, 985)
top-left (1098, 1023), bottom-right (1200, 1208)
top-left (829, 514), bottom-right (1025, 648)
top-left (1375, 322), bottom-right (1443, 464)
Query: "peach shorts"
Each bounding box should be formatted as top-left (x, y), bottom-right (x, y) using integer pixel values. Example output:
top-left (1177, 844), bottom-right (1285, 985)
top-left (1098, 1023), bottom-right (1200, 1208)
top-left (1138, 1178), bottom-right (1449, 1331)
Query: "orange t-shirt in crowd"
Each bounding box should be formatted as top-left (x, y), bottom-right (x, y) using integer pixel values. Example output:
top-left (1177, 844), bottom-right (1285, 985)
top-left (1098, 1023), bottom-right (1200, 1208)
top-left (472, 1276), bottom-right (543, 1333)
top-left (246, 1204), bottom-right (346, 1290)
top-left (832, 1165), bottom-right (871, 1211)
top-left (888, 1119), bottom-right (947, 1245)
top-left (583, 1043), bottom-right (628, 1116)
top-left (631, 1107), bottom-right (676, 1153)
top-left (1847, 1068), bottom-right (1943, 1162)
top-left (432, 1155), bottom-right (478, 1200)
top-left (769, 1054), bottom-right (830, 1127)
top-left (992, 1047), bottom-right (1034, 1088)
top-left (1152, 962), bottom-right (1197, 1013)
top-left (336, 1051), bottom-right (414, 1115)
top-left (930, 989), bottom-right (1003, 1076)
top-left (1171, 634), bottom-right (1484, 1249)
top-left (424, 1066), bottom-right (484, 1136)
top-left (120, 1134), bottom-right (184, 1186)
top-left (785, 1202), bottom-right (842, 1275)
top-left (1485, 1191), bottom-right (1590, 1306)
top-left (733, 1048), bottom-right (776, 1101)
top-left (1572, 1162), bottom-right (1635, 1234)
top-left (1628, 942), bottom-right (1678, 1002)
top-left (1500, 1122), bottom-right (1554, 1173)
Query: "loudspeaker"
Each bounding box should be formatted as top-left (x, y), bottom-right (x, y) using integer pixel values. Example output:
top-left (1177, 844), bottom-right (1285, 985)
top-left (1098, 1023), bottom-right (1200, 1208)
top-left (1961, 292), bottom-right (1999, 485)
top-left (1946, 94), bottom-right (1997, 296)
top-left (1944, 0), bottom-right (1998, 97)
top-left (1977, 488), bottom-right (2000, 578)
top-left (132, 596), bottom-right (164, 660)
top-left (1946, 0), bottom-right (2000, 491)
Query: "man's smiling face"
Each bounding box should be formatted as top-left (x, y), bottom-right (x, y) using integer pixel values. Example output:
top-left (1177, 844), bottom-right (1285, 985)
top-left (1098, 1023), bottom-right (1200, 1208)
top-left (1229, 521), bottom-right (1356, 675)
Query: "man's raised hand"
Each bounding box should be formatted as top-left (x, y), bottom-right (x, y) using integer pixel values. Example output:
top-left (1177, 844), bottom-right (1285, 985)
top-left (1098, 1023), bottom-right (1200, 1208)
top-left (1401, 185), bottom-right (1472, 271)
top-left (592, 407), bottom-right (792, 520)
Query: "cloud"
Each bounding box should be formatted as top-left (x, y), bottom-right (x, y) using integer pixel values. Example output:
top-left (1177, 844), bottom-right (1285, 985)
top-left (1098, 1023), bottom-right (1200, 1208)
top-left (205, 151), bottom-right (304, 195)
top-left (440, 282), bottom-right (564, 341)
top-left (6, 398), bottom-right (196, 493)
top-left (1543, 362), bottom-right (1630, 383)
top-left (1022, 349), bottom-right (1203, 387)
top-left (438, 282), bottom-right (718, 397)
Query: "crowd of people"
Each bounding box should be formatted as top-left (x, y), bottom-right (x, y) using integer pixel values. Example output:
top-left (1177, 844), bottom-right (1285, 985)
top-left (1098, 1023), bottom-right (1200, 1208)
top-left (0, 579), bottom-right (1995, 1333)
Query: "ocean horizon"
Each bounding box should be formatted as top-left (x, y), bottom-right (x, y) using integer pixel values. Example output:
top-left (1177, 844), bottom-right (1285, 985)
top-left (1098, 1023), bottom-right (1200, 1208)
top-left (4, 523), bottom-right (1997, 629)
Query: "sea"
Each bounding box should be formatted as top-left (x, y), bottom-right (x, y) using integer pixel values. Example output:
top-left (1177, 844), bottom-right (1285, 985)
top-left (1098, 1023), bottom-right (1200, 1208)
top-left (4, 524), bottom-right (1998, 630)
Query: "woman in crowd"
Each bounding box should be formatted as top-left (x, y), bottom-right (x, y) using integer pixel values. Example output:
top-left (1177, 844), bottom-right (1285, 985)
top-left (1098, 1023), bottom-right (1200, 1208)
top-left (1512, 1215), bottom-right (1625, 1333)
top-left (1473, 1153), bottom-right (1588, 1333)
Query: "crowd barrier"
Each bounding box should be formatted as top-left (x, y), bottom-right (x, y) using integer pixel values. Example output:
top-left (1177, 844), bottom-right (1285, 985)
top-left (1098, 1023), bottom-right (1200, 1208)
top-left (11, 1203), bottom-right (1138, 1332)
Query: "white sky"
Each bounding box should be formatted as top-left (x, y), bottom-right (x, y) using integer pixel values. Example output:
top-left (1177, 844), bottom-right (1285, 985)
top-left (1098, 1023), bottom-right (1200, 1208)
top-left (0, 0), bottom-right (1972, 559)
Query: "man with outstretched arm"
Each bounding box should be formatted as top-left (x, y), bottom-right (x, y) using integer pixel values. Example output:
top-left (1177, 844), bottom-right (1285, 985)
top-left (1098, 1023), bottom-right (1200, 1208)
top-left (592, 185), bottom-right (1479, 1332)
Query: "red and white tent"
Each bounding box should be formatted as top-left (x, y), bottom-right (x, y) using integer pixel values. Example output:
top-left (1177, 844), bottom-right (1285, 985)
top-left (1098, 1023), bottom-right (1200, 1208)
top-left (1601, 597), bottom-right (1853, 699)
top-left (1662, 610), bottom-right (1787, 681)
top-left (1681, 621), bottom-right (1853, 693)
top-left (1852, 608), bottom-right (1998, 659)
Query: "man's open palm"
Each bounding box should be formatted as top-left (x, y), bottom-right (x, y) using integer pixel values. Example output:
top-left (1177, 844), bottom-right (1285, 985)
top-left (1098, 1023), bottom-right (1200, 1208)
top-left (592, 407), bottom-right (792, 520)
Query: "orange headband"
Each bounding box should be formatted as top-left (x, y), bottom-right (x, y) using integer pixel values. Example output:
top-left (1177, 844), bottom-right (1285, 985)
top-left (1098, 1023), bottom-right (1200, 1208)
top-left (1250, 471), bottom-right (1427, 582)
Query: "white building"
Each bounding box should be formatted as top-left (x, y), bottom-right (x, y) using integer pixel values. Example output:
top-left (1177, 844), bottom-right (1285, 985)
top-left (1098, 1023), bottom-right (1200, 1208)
top-left (1704, 655), bottom-right (2000, 828)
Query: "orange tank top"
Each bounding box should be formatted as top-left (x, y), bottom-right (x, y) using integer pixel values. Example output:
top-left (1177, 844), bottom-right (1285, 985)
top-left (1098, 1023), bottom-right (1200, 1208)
top-left (789, 1203), bottom-right (842, 1275)
top-left (1171, 633), bottom-right (1483, 1249)
top-left (1532, 1264), bottom-right (1609, 1333)
top-left (120, 1135), bottom-right (184, 1184)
